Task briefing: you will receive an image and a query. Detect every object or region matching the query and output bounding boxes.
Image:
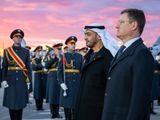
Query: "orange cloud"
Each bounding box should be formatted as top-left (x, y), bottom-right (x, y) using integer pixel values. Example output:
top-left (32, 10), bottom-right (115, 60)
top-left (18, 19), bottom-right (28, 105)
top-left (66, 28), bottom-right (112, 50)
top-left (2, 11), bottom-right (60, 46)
top-left (2, 18), bottom-right (34, 31)
top-left (3, 3), bottom-right (37, 11)
top-left (0, 0), bottom-right (160, 52)
top-left (146, 15), bottom-right (160, 21)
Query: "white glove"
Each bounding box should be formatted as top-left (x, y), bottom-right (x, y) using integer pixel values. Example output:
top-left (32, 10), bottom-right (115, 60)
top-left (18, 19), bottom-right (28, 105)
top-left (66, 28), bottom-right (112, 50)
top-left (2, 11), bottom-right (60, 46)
top-left (60, 83), bottom-right (68, 90)
top-left (41, 62), bottom-right (45, 67)
top-left (155, 56), bottom-right (160, 61)
top-left (27, 83), bottom-right (30, 90)
top-left (63, 90), bottom-right (67, 97)
top-left (1, 81), bottom-right (9, 88)
top-left (44, 68), bottom-right (48, 72)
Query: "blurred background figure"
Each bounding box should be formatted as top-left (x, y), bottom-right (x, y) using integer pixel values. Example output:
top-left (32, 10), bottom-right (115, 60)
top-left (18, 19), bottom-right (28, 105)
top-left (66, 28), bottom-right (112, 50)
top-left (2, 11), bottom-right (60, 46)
top-left (32, 46), bottom-right (47, 111)
top-left (150, 48), bottom-right (160, 114)
top-left (45, 43), bottom-right (63, 119)
top-left (150, 36), bottom-right (160, 58)
top-left (150, 36), bottom-right (160, 108)
top-left (150, 55), bottom-right (160, 114)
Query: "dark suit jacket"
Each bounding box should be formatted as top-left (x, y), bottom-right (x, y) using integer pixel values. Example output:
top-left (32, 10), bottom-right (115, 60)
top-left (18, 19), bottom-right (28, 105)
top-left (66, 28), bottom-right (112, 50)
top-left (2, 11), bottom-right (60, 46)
top-left (75, 47), bottom-right (113, 120)
top-left (101, 39), bottom-right (154, 120)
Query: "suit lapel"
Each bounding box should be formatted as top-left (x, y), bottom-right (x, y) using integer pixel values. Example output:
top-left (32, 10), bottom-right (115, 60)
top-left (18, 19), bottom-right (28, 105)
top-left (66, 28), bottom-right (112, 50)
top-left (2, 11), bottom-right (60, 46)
top-left (109, 39), bottom-right (143, 74)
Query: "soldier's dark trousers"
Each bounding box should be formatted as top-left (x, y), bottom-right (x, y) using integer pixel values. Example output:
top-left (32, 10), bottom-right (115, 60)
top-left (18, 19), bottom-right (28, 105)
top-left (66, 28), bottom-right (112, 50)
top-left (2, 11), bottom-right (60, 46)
top-left (9, 109), bottom-right (23, 120)
top-left (64, 108), bottom-right (75, 120)
top-left (35, 99), bottom-right (43, 110)
top-left (50, 104), bottom-right (61, 118)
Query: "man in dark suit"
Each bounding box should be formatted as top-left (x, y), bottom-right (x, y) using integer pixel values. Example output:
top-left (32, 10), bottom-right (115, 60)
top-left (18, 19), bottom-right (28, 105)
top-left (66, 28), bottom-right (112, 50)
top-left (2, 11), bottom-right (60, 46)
top-left (1, 29), bottom-right (32, 120)
top-left (101, 8), bottom-right (154, 120)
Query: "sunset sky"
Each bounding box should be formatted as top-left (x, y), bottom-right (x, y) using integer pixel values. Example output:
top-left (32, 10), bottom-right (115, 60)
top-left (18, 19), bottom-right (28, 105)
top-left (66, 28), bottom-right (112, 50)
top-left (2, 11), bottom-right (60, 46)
top-left (0, 0), bottom-right (160, 55)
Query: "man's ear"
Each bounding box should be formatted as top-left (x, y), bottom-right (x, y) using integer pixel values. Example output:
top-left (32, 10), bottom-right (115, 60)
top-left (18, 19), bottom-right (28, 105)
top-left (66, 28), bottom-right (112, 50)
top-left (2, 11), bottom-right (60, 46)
top-left (131, 21), bottom-right (138, 31)
top-left (97, 35), bottom-right (101, 40)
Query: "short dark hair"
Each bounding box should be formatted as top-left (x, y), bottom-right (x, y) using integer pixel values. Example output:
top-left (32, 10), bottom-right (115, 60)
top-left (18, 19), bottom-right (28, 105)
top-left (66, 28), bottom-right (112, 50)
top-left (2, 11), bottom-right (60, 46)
top-left (121, 8), bottom-right (146, 35)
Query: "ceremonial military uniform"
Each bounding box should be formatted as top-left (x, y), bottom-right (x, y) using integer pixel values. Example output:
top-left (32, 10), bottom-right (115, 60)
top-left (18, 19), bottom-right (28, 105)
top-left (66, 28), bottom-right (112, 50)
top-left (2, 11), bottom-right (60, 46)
top-left (57, 36), bottom-right (83, 120)
top-left (45, 43), bottom-right (63, 118)
top-left (32, 46), bottom-right (47, 110)
top-left (2, 29), bottom-right (32, 120)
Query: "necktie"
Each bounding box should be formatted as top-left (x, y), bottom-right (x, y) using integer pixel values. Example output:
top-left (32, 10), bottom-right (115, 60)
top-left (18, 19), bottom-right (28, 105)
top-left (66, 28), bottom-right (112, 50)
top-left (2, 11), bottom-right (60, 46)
top-left (115, 45), bottom-right (126, 59)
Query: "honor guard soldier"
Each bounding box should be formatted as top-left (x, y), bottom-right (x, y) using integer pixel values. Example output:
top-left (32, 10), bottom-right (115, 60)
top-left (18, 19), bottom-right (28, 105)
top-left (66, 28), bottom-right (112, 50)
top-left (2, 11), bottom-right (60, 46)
top-left (1, 29), bottom-right (32, 120)
top-left (57, 36), bottom-right (83, 120)
top-left (32, 46), bottom-right (46, 110)
top-left (45, 43), bottom-right (63, 118)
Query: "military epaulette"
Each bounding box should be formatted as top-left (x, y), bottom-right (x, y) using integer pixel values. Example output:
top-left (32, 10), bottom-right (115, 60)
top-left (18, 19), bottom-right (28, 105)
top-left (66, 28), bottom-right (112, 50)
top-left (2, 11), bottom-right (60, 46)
top-left (62, 54), bottom-right (73, 68)
top-left (51, 62), bottom-right (57, 68)
top-left (5, 49), bottom-right (15, 64)
top-left (32, 58), bottom-right (37, 65)
top-left (47, 56), bottom-right (51, 61)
